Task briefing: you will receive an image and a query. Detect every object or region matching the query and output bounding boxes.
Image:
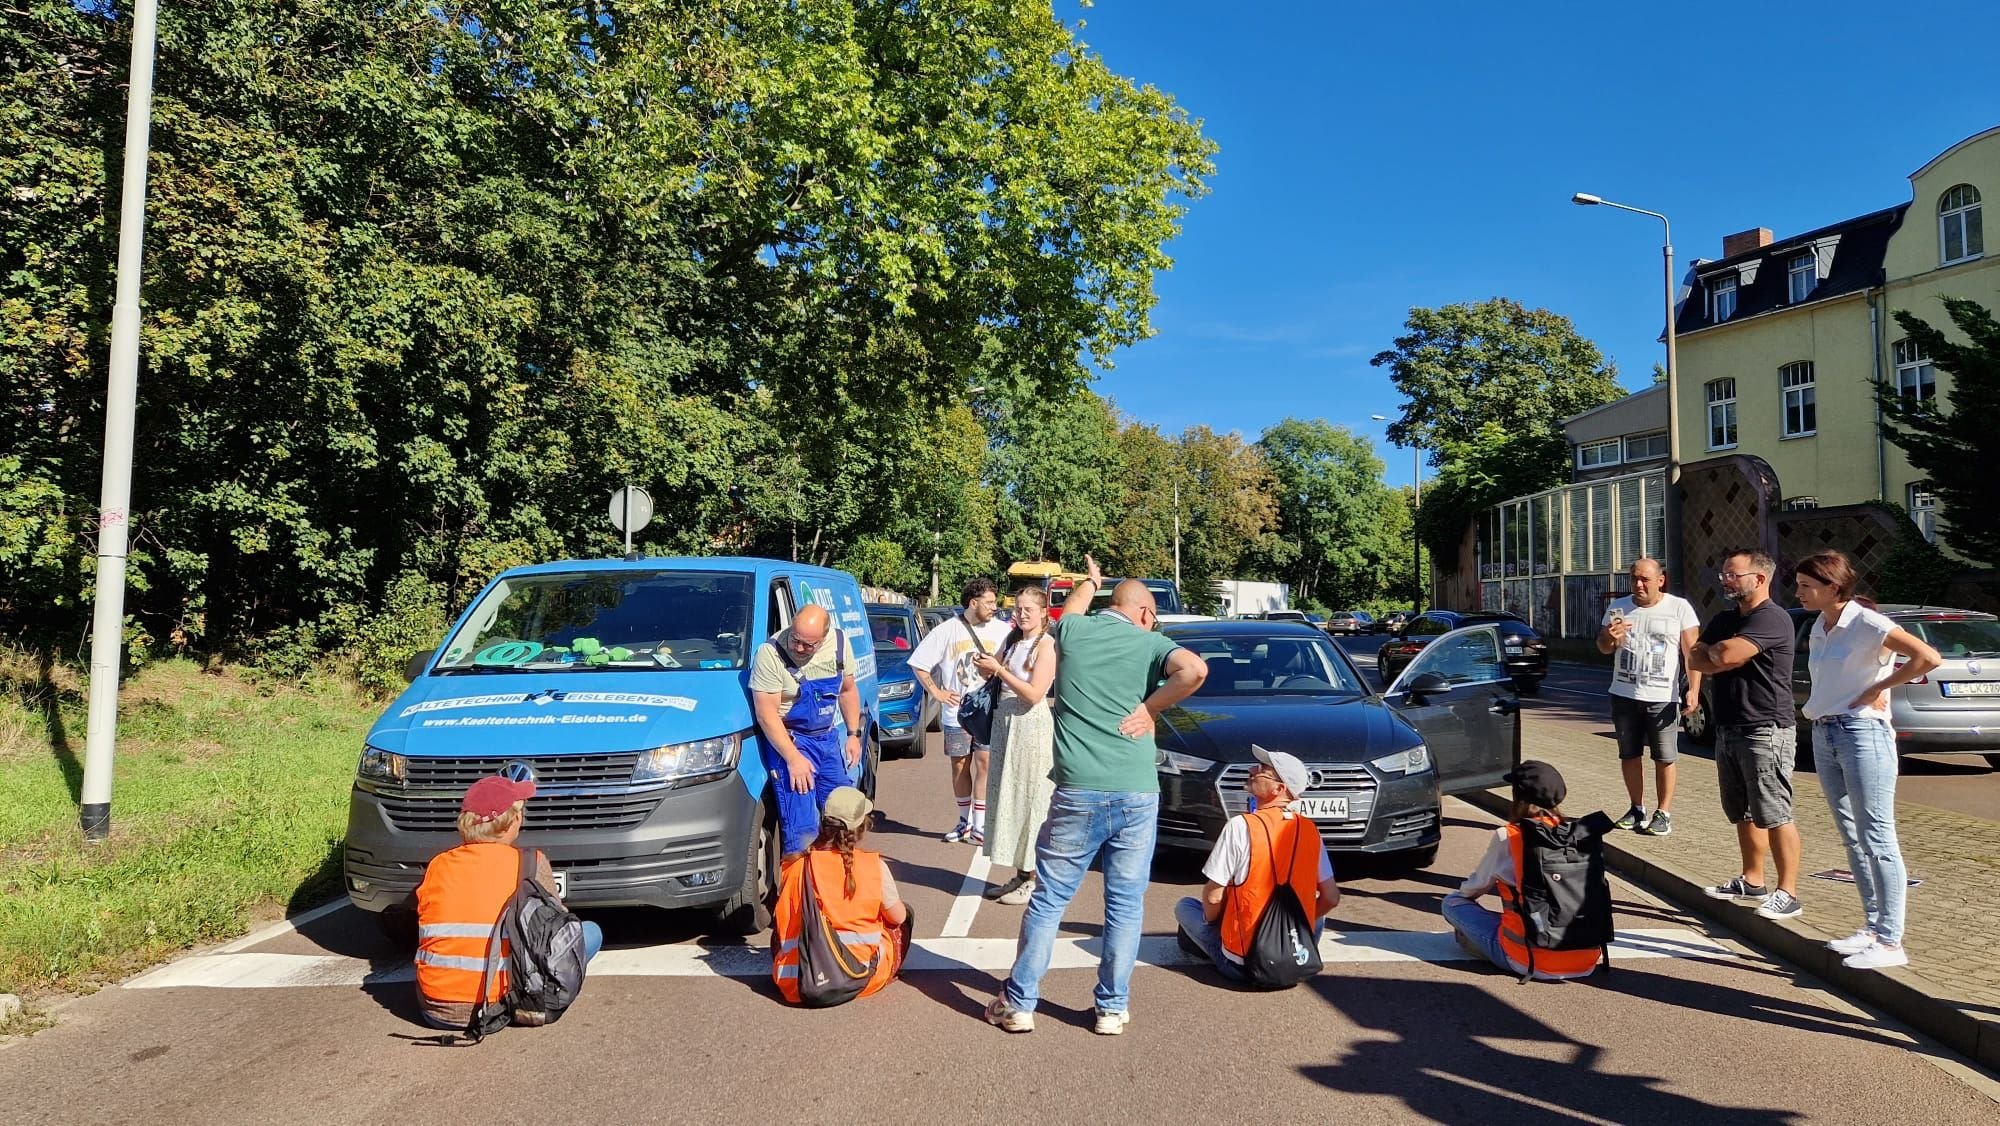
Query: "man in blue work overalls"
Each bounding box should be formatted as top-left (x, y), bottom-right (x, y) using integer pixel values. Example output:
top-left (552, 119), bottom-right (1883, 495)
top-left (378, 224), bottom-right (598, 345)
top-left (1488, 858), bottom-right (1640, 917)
top-left (750, 604), bottom-right (864, 856)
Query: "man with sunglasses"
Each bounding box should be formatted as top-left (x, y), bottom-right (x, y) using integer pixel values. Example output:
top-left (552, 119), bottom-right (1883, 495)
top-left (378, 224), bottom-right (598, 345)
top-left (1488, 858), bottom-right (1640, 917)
top-left (1688, 549), bottom-right (1804, 920)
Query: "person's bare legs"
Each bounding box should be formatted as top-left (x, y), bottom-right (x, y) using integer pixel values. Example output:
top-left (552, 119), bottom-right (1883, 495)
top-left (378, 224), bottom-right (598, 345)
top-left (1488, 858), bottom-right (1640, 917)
top-left (1737, 821), bottom-right (1769, 887)
top-left (1768, 822), bottom-right (1801, 895)
top-left (1656, 761), bottom-right (1677, 813)
top-left (1620, 757), bottom-right (1645, 809)
top-left (951, 754), bottom-right (974, 802)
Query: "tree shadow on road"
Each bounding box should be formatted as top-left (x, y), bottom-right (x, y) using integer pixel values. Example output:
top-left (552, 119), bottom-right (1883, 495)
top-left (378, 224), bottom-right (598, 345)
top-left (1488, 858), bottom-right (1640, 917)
top-left (1300, 972), bottom-right (1810, 1124)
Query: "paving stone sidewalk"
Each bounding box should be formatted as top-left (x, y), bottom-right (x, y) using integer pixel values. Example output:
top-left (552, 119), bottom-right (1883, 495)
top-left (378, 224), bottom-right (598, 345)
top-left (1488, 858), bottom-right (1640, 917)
top-left (1512, 708), bottom-right (2000, 1024)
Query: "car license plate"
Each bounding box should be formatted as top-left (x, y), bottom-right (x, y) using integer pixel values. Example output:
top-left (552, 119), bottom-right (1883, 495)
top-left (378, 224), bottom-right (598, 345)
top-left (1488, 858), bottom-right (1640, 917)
top-left (1505, 644), bottom-right (1524, 654)
top-left (1295, 796), bottom-right (1350, 820)
top-left (1942, 681), bottom-right (2000, 697)
top-left (551, 869), bottom-right (568, 897)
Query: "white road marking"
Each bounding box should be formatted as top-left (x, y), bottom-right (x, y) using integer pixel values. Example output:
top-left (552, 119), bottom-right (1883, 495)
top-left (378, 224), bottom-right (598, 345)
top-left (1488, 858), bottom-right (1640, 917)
top-left (124, 927), bottom-right (1732, 989)
top-left (214, 898), bottom-right (351, 954)
top-left (939, 847), bottom-right (993, 938)
top-left (1535, 683), bottom-right (1601, 700)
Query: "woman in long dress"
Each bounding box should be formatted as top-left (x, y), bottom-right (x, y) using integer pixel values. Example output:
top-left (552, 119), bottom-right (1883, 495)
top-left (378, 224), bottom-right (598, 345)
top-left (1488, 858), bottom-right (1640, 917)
top-left (973, 586), bottom-right (1058, 905)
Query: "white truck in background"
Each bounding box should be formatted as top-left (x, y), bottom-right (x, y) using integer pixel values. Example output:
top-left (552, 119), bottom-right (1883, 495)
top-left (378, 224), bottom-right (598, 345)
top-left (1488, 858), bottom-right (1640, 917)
top-left (1213, 579), bottom-right (1289, 618)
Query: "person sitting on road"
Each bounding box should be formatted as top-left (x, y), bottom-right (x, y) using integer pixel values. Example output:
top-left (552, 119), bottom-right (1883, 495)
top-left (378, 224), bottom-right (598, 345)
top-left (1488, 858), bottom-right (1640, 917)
top-left (1440, 761), bottom-right (1611, 981)
top-left (1174, 746), bottom-right (1339, 982)
top-left (771, 786), bottom-right (912, 1004)
top-left (413, 773), bottom-right (604, 1030)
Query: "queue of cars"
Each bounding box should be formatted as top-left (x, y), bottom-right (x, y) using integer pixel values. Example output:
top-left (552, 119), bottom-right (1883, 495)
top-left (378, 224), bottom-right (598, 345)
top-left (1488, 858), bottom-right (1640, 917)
top-left (1376, 609), bottom-right (1549, 695)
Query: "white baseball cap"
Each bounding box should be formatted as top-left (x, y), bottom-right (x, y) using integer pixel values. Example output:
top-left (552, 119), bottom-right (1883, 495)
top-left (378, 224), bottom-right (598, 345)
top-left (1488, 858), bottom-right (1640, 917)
top-left (1250, 744), bottom-right (1310, 799)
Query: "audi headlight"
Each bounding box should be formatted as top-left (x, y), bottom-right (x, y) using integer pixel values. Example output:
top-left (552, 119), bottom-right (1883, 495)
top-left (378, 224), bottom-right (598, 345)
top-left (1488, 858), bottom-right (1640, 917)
top-left (879, 680), bottom-right (916, 701)
top-left (1156, 750), bottom-right (1217, 775)
top-left (358, 746), bottom-right (407, 784)
top-left (635, 731), bottom-right (744, 784)
top-left (1369, 746), bottom-right (1432, 775)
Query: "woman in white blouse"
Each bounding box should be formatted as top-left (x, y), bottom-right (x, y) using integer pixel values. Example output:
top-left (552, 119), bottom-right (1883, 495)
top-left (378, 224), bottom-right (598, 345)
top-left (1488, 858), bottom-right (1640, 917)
top-left (1793, 550), bottom-right (1939, 970)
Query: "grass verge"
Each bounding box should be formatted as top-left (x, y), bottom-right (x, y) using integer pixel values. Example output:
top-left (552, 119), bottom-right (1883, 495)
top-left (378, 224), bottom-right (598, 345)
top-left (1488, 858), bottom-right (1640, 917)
top-left (0, 653), bottom-right (377, 999)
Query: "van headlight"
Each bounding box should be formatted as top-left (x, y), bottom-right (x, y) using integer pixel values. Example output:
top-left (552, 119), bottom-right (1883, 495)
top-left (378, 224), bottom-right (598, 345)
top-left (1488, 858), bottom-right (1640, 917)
top-left (1156, 750), bottom-right (1217, 774)
top-left (635, 732), bottom-right (743, 785)
top-left (880, 680), bottom-right (916, 701)
top-left (358, 746), bottom-right (407, 784)
top-left (1369, 746), bottom-right (1431, 775)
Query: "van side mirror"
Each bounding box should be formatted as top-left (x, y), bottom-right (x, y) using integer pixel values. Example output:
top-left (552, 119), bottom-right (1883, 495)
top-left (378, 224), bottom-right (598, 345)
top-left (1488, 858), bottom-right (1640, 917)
top-left (404, 648), bottom-right (437, 682)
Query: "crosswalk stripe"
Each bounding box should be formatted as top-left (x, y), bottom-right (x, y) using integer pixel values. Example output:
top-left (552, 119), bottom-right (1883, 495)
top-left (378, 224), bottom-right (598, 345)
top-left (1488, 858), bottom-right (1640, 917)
top-left (124, 928), bottom-right (1731, 990)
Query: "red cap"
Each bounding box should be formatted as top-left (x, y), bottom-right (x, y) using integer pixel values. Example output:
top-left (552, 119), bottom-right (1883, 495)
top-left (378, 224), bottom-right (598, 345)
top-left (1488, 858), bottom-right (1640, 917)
top-left (462, 775), bottom-right (535, 817)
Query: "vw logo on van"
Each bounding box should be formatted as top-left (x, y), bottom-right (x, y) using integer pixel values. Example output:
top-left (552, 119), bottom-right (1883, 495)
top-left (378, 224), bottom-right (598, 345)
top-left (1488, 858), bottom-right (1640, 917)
top-left (500, 761), bottom-right (537, 784)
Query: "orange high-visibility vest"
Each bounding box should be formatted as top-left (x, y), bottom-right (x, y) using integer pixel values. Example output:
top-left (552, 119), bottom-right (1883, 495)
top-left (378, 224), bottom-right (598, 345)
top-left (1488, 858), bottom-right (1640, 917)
top-left (1496, 817), bottom-right (1603, 979)
top-left (1220, 805), bottom-right (1324, 961)
top-left (771, 848), bottom-right (899, 1003)
top-left (414, 842), bottom-right (524, 1005)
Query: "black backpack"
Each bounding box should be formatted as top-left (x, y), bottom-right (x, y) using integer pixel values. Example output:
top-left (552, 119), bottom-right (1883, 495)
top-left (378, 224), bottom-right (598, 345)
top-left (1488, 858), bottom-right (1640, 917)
top-left (794, 851), bottom-right (880, 1008)
top-left (466, 848), bottom-right (590, 1041)
top-left (1240, 814), bottom-right (1324, 990)
top-left (1513, 812), bottom-right (1616, 982)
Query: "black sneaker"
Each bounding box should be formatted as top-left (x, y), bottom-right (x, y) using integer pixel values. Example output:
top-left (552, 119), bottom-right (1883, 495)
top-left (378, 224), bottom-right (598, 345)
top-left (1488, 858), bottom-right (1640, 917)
top-left (1613, 805), bottom-right (1647, 831)
top-left (1644, 810), bottom-right (1672, 836)
top-left (1704, 875), bottom-right (1769, 901)
top-left (1176, 926), bottom-right (1206, 958)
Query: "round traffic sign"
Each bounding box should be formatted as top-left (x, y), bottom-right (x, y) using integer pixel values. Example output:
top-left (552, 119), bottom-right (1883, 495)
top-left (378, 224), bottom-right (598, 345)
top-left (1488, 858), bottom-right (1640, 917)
top-left (609, 486), bottom-right (654, 534)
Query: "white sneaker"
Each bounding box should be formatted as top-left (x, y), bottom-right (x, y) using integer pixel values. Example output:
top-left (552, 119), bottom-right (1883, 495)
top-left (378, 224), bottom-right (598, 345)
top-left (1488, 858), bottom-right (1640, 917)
top-left (1092, 1008), bottom-right (1130, 1036)
top-left (996, 879), bottom-right (1036, 906)
top-left (1827, 929), bottom-right (1876, 956)
top-left (984, 997), bottom-right (1035, 1033)
top-left (943, 821), bottom-right (972, 843)
top-left (1843, 943), bottom-right (1909, 971)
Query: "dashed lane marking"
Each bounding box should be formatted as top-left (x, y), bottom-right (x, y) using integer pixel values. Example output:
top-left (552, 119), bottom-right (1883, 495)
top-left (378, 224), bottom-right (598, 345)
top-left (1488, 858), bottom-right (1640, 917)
top-left (124, 927), bottom-right (1732, 990)
top-left (939, 847), bottom-right (992, 938)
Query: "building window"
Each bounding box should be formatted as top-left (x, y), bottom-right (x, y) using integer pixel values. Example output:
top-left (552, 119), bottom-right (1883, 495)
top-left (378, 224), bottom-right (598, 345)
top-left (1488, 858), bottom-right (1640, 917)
top-left (1706, 378), bottom-right (1738, 449)
top-left (1787, 254), bottom-right (1815, 303)
top-left (1908, 481), bottom-right (1939, 543)
top-left (1711, 276), bottom-right (1738, 322)
top-left (1783, 496), bottom-right (1820, 511)
top-left (1940, 184), bottom-right (1984, 265)
top-left (1779, 361), bottom-right (1816, 437)
top-left (1623, 430), bottom-right (1668, 462)
top-left (1893, 339), bottom-right (1937, 403)
top-left (1576, 439), bottom-right (1621, 470)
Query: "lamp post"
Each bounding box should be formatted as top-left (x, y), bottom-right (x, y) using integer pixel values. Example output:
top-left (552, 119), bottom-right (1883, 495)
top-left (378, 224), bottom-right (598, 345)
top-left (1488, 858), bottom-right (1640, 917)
top-left (1571, 192), bottom-right (1683, 581)
top-left (1371, 415), bottom-right (1424, 610)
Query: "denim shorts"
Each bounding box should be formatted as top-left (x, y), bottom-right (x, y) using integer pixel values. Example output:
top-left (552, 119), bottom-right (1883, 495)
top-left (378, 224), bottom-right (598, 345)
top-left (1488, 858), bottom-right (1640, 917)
top-left (942, 726), bottom-right (982, 758)
top-left (1715, 724), bottom-right (1795, 828)
top-left (1610, 695), bottom-right (1679, 763)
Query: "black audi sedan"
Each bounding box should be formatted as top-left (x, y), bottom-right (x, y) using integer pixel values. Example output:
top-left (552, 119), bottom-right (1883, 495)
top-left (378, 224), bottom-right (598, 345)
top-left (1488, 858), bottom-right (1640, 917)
top-left (1378, 610), bottom-right (1548, 695)
top-left (1154, 620), bottom-right (1519, 868)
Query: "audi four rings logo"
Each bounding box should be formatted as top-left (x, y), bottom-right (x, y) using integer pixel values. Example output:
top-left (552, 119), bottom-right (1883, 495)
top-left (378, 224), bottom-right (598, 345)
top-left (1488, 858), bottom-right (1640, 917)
top-left (500, 761), bottom-right (537, 784)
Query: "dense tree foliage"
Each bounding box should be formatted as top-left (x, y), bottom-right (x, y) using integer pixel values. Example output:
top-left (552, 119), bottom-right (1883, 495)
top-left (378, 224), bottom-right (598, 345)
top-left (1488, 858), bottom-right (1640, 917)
top-left (1251, 418), bottom-right (1400, 610)
top-left (0, 0), bottom-right (1216, 653)
top-left (1878, 298), bottom-right (2000, 566)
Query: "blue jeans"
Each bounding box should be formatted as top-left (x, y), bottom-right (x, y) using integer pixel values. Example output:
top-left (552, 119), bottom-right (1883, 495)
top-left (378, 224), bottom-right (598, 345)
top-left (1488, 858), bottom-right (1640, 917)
top-left (1002, 788), bottom-right (1159, 1015)
top-left (1173, 896), bottom-right (1324, 983)
top-left (1440, 893), bottom-right (1512, 974)
top-left (1813, 714), bottom-right (1907, 944)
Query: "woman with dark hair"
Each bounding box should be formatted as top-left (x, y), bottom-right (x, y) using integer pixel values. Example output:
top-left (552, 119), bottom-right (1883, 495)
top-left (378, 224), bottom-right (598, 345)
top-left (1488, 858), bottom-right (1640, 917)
top-left (770, 787), bottom-right (912, 1004)
top-left (1793, 549), bottom-right (1939, 970)
top-left (973, 585), bottom-right (1059, 904)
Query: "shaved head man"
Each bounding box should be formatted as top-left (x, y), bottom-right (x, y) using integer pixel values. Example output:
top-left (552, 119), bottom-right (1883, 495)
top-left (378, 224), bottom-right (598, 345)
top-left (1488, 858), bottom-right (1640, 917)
top-left (750, 601), bottom-right (862, 855)
top-left (1597, 557), bottom-right (1701, 837)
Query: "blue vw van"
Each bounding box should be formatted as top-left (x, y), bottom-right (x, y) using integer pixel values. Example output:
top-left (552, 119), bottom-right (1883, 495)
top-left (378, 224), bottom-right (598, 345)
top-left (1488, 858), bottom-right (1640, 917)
top-left (343, 557), bottom-right (879, 937)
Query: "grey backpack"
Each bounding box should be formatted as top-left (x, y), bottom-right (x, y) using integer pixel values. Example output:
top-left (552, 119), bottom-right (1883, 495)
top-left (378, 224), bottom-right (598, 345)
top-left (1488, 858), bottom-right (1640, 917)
top-left (466, 848), bottom-right (589, 1040)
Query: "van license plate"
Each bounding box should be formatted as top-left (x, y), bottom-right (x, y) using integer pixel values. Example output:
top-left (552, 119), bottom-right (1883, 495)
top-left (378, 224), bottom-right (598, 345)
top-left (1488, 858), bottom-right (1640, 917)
top-left (1295, 796), bottom-right (1350, 820)
top-left (551, 869), bottom-right (568, 897)
top-left (1942, 681), bottom-right (2000, 697)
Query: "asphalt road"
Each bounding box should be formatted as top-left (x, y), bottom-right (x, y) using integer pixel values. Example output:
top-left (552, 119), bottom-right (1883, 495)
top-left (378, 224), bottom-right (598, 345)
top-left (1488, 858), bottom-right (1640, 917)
top-left (4, 721), bottom-right (1995, 1122)
top-left (1330, 635), bottom-right (2000, 824)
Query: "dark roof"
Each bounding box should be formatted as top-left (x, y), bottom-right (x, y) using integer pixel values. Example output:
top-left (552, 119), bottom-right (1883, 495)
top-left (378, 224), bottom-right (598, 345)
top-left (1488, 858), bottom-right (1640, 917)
top-left (1163, 620), bottom-right (1327, 639)
top-left (1675, 205), bottom-right (1908, 335)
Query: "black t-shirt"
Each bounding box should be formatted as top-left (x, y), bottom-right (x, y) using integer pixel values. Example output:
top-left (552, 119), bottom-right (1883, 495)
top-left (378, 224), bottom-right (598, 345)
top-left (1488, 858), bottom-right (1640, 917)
top-left (1698, 599), bottom-right (1796, 727)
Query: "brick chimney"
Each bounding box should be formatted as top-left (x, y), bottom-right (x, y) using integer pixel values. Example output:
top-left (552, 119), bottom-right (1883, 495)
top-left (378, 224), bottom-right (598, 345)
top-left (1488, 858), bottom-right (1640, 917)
top-left (1722, 227), bottom-right (1773, 258)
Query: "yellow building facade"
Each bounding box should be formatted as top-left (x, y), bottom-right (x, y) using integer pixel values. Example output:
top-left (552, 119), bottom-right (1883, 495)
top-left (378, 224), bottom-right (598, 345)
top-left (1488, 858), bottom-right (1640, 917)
top-left (1673, 125), bottom-right (2000, 540)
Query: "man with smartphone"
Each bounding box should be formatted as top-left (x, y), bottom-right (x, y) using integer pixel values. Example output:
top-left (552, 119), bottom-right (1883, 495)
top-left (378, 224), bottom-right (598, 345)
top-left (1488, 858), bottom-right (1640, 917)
top-left (1597, 556), bottom-right (1701, 836)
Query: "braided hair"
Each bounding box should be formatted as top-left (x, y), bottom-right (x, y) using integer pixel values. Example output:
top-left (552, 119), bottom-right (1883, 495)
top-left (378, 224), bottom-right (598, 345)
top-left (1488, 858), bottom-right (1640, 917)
top-left (811, 817), bottom-right (866, 898)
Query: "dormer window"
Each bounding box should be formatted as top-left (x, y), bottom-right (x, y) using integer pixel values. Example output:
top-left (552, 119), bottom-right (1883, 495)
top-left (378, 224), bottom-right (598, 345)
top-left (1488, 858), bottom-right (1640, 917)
top-left (1712, 276), bottom-right (1738, 322)
top-left (1787, 254), bottom-right (1815, 303)
top-left (1940, 184), bottom-right (1983, 265)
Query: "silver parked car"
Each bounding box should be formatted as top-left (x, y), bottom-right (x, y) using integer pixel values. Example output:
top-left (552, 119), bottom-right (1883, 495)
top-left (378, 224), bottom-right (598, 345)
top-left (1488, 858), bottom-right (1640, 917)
top-left (1789, 605), bottom-right (2000, 768)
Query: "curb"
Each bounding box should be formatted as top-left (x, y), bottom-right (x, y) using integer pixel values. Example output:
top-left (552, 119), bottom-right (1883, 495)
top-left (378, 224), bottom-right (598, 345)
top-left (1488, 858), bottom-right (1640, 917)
top-left (1461, 786), bottom-right (2000, 1070)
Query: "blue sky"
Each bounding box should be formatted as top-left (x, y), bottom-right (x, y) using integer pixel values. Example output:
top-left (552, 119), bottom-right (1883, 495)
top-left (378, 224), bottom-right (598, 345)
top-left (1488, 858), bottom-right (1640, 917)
top-left (1073, 0), bottom-right (2000, 487)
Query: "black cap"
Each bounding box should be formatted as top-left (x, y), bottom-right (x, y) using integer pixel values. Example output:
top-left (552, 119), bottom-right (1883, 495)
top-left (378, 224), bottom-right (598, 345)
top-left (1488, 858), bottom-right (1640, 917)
top-left (1504, 760), bottom-right (1566, 809)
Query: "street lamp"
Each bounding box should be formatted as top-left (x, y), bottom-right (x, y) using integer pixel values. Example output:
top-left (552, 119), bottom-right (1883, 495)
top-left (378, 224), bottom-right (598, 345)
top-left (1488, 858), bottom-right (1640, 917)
top-left (1371, 415), bottom-right (1424, 610)
top-left (1571, 192), bottom-right (1683, 580)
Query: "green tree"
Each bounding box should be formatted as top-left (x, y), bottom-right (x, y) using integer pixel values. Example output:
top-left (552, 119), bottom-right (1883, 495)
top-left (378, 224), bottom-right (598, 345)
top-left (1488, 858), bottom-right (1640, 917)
top-left (1253, 418), bottom-right (1398, 609)
top-left (1877, 297), bottom-right (2000, 565)
top-left (1173, 427), bottom-right (1280, 613)
top-left (1371, 299), bottom-right (1622, 570)
top-left (990, 390), bottom-right (1123, 568)
top-left (1106, 418), bottom-right (1178, 581)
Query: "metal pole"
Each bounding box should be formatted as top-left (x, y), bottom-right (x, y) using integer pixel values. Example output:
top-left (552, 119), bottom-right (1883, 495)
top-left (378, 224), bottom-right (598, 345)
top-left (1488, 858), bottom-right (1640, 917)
top-left (622, 485), bottom-right (632, 555)
top-left (1412, 441), bottom-right (1422, 610)
top-left (929, 516), bottom-right (940, 605)
top-left (80, 0), bottom-right (163, 841)
top-left (1172, 480), bottom-right (1182, 592)
top-left (1661, 229), bottom-right (1684, 584)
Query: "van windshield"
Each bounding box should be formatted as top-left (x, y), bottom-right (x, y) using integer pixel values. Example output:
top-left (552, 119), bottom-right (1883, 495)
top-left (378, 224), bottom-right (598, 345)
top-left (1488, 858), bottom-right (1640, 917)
top-left (434, 570), bottom-right (756, 673)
